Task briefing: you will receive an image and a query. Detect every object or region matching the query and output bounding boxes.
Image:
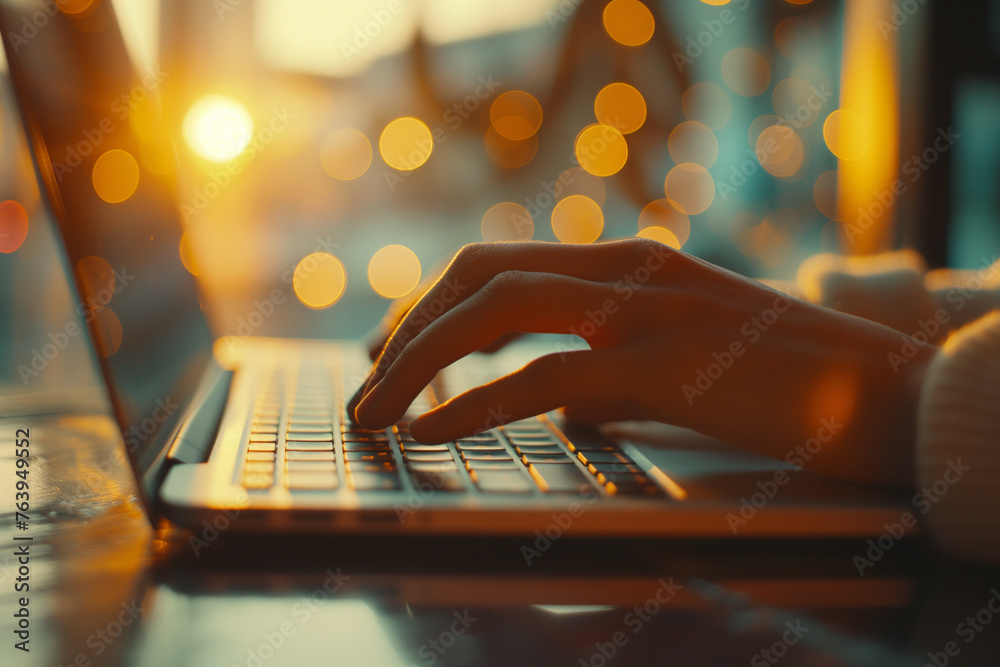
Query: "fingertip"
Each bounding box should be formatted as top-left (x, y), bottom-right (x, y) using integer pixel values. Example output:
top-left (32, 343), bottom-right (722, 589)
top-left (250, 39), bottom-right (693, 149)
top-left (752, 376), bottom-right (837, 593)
top-left (408, 410), bottom-right (449, 444)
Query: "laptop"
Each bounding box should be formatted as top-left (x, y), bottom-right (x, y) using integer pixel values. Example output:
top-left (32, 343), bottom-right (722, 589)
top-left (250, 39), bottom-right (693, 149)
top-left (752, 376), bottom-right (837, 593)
top-left (0, 0), bottom-right (914, 538)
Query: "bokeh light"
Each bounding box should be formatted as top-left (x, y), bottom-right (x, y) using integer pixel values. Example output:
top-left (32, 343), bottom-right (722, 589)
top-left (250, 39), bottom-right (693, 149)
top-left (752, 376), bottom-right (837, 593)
top-left (594, 83), bottom-right (647, 134)
top-left (0, 200), bottom-right (29, 253)
top-left (57, 0), bottom-right (96, 16)
top-left (183, 94), bottom-right (254, 162)
top-left (721, 47), bottom-right (771, 97)
top-left (668, 121), bottom-right (719, 168)
top-left (756, 125), bottom-right (805, 179)
top-left (551, 195), bottom-right (603, 244)
top-left (368, 245), bottom-right (422, 299)
top-left (490, 91), bottom-right (543, 141)
top-left (749, 114), bottom-right (783, 148)
top-left (637, 226), bottom-right (681, 249)
top-left (638, 199), bottom-right (691, 246)
top-left (321, 128), bottom-right (372, 180)
top-left (773, 77), bottom-right (822, 128)
top-left (681, 82), bottom-right (732, 131)
top-left (602, 0), bottom-right (654, 46)
top-left (481, 202), bottom-right (534, 242)
top-left (664, 163), bottom-right (715, 215)
top-left (179, 233), bottom-right (200, 276)
top-left (380, 117), bottom-right (433, 171)
top-left (485, 127), bottom-right (538, 169)
top-left (92, 307), bottom-right (123, 358)
top-left (823, 109), bottom-right (869, 161)
top-left (293, 252), bottom-right (347, 309)
top-left (92, 149), bottom-right (139, 204)
top-left (574, 124), bottom-right (628, 177)
top-left (557, 167), bottom-right (607, 206)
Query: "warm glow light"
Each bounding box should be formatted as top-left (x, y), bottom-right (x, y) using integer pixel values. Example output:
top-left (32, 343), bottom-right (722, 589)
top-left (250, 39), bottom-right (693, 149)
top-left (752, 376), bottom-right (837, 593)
top-left (639, 199), bottom-right (690, 246)
top-left (0, 200), bottom-right (29, 253)
top-left (749, 114), bottom-right (783, 147)
top-left (92, 149), bottom-right (140, 204)
top-left (321, 129), bottom-right (372, 180)
top-left (668, 121), bottom-right (719, 168)
top-left (551, 195), bottom-right (603, 244)
top-left (481, 202), bottom-right (534, 242)
top-left (484, 127), bottom-right (538, 169)
top-left (823, 109), bottom-right (869, 161)
top-left (574, 124), bottom-right (628, 177)
top-left (368, 245), bottom-right (422, 299)
top-left (183, 94), bottom-right (254, 162)
top-left (179, 233), bottom-right (200, 276)
top-left (58, 0), bottom-right (95, 16)
top-left (681, 82), bottom-right (732, 130)
top-left (637, 226), bottom-right (681, 249)
top-left (380, 117), bottom-right (433, 171)
top-left (756, 125), bottom-right (805, 179)
top-left (594, 83), bottom-right (646, 134)
top-left (721, 48), bottom-right (771, 97)
top-left (293, 252), bottom-right (347, 309)
top-left (558, 167), bottom-right (607, 206)
top-left (602, 0), bottom-right (654, 46)
top-left (129, 96), bottom-right (165, 143)
top-left (490, 91), bottom-right (543, 141)
top-left (664, 163), bottom-right (715, 215)
top-left (139, 140), bottom-right (175, 175)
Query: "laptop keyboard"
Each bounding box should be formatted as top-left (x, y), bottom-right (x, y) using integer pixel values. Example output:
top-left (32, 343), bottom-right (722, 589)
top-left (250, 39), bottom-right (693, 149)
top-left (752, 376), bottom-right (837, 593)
top-left (239, 362), bottom-right (665, 499)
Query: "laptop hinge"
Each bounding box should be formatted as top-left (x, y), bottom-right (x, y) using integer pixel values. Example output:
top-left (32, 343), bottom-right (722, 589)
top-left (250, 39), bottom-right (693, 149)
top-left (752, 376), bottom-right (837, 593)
top-left (165, 360), bottom-right (232, 464)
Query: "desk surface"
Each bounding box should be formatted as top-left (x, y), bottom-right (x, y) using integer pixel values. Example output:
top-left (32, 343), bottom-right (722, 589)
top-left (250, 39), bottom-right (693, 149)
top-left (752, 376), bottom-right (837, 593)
top-left (1, 411), bottom-right (998, 667)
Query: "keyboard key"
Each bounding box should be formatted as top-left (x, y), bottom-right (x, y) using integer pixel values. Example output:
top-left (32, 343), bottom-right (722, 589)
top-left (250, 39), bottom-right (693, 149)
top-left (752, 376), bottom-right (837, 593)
top-left (461, 452), bottom-right (514, 461)
top-left (286, 461), bottom-right (337, 473)
top-left (346, 461), bottom-right (396, 473)
top-left (407, 461), bottom-right (460, 473)
top-left (244, 461), bottom-right (275, 474)
top-left (286, 450), bottom-right (336, 461)
top-left (246, 452), bottom-right (275, 462)
top-left (606, 478), bottom-right (664, 496)
top-left (576, 451), bottom-right (633, 466)
top-left (569, 443), bottom-right (617, 453)
top-left (404, 451), bottom-right (455, 463)
top-left (410, 470), bottom-right (466, 492)
top-left (401, 443), bottom-right (451, 453)
top-left (249, 434), bottom-right (278, 443)
top-left (289, 417), bottom-right (333, 426)
top-left (514, 445), bottom-right (565, 456)
top-left (507, 434), bottom-right (556, 445)
top-left (244, 473), bottom-right (273, 489)
top-left (588, 462), bottom-right (643, 475)
top-left (521, 453), bottom-right (572, 464)
top-left (349, 472), bottom-right (402, 491)
top-left (285, 432), bottom-right (334, 442)
top-left (455, 444), bottom-right (505, 453)
top-left (248, 442), bottom-right (277, 452)
top-left (528, 463), bottom-right (593, 493)
top-left (283, 424), bottom-right (334, 433)
top-left (286, 471), bottom-right (339, 490)
top-left (286, 441), bottom-right (335, 451)
top-left (464, 459), bottom-right (519, 470)
top-left (343, 441), bottom-right (391, 452)
top-left (472, 470), bottom-right (533, 493)
top-left (455, 436), bottom-right (502, 444)
top-left (345, 451), bottom-right (394, 462)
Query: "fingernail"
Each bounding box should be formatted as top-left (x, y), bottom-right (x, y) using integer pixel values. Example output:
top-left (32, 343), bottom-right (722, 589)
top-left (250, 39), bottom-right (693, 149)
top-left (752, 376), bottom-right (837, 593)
top-left (354, 380), bottom-right (383, 426)
top-left (346, 373), bottom-right (375, 422)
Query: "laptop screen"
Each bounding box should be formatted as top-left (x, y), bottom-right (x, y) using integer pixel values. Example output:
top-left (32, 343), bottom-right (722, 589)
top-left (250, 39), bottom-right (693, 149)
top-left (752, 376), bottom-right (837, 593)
top-left (0, 1), bottom-right (214, 479)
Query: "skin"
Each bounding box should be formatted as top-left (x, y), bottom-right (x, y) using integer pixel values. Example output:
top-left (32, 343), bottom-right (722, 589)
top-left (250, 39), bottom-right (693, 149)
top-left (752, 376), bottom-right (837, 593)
top-left (349, 239), bottom-right (937, 488)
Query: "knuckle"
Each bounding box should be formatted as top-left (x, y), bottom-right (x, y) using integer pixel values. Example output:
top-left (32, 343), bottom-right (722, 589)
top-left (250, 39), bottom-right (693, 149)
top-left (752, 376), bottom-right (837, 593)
top-left (481, 269), bottom-right (526, 299)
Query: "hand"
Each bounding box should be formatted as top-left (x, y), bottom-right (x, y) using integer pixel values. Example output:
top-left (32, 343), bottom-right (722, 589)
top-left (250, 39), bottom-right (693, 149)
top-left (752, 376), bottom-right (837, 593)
top-left (351, 239), bottom-right (936, 487)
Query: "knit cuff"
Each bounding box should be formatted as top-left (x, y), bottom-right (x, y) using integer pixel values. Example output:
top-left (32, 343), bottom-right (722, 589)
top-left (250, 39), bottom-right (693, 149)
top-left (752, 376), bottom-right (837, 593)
top-left (916, 311), bottom-right (1000, 566)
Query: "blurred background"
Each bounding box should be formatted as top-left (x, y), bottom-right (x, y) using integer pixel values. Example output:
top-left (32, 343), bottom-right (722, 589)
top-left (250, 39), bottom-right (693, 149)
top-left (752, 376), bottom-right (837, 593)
top-left (1, 0), bottom-right (999, 396)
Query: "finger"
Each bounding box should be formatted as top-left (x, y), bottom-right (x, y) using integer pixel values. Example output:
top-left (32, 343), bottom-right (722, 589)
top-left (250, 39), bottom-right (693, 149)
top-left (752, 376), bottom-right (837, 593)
top-left (559, 403), bottom-right (645, 425)
top-left (354, 271), bottom-right (627, 429)
top-left (477, 331), bottom-right (523, 353)
top-left (353, 239), bottom-right (676, 409)
top-left (407, 348), bottom-right (632, 444)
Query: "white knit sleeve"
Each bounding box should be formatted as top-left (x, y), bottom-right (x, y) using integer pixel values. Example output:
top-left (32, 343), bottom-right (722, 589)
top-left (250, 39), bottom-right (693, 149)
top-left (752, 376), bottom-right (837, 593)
top-left (917, 311), bottom-right (1000, 565)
